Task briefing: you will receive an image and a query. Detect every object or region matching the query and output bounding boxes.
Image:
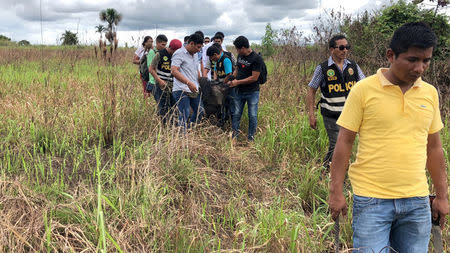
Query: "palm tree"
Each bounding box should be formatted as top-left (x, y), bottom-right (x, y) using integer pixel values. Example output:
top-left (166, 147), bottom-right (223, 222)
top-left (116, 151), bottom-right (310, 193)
top-left (60, 30), bottom-right (78, 45)
top-left (95, 24), bottom-right (106, 40)
top-left (99, 8), bottom-right (122, 46)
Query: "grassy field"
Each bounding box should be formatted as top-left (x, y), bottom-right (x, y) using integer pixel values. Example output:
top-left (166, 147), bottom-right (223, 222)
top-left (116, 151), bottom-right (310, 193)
top-left (0, 46), bottom-right (448, 252)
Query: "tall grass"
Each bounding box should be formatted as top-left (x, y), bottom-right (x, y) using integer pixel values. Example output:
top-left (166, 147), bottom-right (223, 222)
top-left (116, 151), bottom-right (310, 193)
top-left (0, 45), bottom-right (448, 252)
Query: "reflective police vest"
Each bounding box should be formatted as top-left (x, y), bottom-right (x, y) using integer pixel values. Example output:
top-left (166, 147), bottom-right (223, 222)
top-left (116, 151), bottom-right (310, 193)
top-left (215, 52), bottom-right (234, 83)
top-left (319, 60), bottom-right (359, 119)
top-left (156, 49), bottom-right (173, 83)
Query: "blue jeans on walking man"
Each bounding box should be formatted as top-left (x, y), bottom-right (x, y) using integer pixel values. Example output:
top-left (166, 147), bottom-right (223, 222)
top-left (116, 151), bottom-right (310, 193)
top-left (152, 84), bottom-right (176, 125)
top-left (352, 195), bottom-right (431, 253)
top-left (231, 90), bottom-right (259, 140)
top-left (172, 90), bottom-right (203, 129)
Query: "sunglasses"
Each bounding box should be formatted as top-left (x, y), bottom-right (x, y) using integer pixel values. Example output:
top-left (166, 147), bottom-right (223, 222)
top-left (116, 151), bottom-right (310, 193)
top-left (334, 45), bottom-right (351, 50)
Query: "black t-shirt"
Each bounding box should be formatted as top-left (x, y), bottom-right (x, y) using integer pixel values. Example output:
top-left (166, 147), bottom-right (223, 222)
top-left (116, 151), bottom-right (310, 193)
top-left (236, 51), bottom-right (263, 92)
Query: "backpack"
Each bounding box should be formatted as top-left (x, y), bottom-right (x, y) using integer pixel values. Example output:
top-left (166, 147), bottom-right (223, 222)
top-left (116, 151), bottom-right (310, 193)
top-left (224, 51), bottom-right (237, 68)
top-left (257, 52), bottom-right (268, 84)
top-left (139, 52), bottom-right (149, 82)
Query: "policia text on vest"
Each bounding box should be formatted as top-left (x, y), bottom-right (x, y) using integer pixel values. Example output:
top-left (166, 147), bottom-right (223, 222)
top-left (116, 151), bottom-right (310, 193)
top-left (319, 60), bottom-right (359, 119)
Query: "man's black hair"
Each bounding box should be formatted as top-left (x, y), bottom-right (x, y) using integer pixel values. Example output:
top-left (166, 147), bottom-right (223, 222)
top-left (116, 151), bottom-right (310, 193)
top-left (194, 30), bottom-right (204, 40)
top-left (188, 33), bottom-right (204, 45)
top-left (206, 43), bottom-right (221, 57)
top-left (142, 36), bottom-right (152, 47)
top-left (184, 36), bottom-right (190, 43)
top-left (213, 34), bottom-right (224, 41)
top-left (233, 36), bottom-right (249, 49)
top-left (156, 34), bottom-right (168, 43)
top-left (329, 35), bottom-right (346, 49)
top-left (214, 31), bottom-right (225, 39)
top-left (389, 22), bottom-right (437, 56)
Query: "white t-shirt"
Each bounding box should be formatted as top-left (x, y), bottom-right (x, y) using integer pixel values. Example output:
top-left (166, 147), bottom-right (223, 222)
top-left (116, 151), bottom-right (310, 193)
top-left (135, 46), bottom-right (146, 60)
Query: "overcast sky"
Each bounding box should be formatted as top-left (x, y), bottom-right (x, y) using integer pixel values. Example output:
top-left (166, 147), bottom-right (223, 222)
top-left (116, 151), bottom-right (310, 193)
top-left (0, 0), bottom-right (447, 47)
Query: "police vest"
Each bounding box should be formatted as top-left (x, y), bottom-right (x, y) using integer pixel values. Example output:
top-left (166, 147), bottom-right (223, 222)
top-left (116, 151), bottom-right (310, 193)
top-left (156, 49), bottom-right (173, 82)
top-left (215, 52), bottom-right (234, 83)
top-left (319, 60), bottom-right (359, 119)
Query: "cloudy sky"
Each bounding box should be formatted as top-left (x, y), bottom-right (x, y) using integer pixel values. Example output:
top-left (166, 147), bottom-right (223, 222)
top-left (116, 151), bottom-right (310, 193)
top-left (0, 0), bottom-right (447, 47)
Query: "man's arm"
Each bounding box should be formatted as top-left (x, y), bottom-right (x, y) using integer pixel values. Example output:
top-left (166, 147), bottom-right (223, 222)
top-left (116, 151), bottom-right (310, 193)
top-left (171, 66), bottom-right (197, 92)
top-left (133, 54), bottom-right (140, 65)
top-left (306, 87), bottom-right (318, 129)
top-left (150, 55), bottom-right (166, 89)
top-left (356, 64), bottom-right (366, 81)
top-left (223, 58), bottom-right (233, 83)
top-left (229, 55), bottom-right (261, 87)
top-left (329, 127), bottom-right (357, 220)
top-left (229, 71), bottom-right (260, 87)
top-left (426, 132), bottom-right (449, 230)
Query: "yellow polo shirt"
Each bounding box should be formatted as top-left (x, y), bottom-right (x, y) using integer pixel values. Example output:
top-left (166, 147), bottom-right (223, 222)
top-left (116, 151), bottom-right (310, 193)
top-left (337, 68), bottom-right (443, 198)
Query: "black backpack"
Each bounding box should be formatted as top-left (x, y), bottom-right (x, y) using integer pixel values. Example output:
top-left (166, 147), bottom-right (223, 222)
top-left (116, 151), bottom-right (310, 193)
top-left (257, 52), bottom-right (268, 84)
top-left (224, 51), bottom-right (237, 68)
top-left (139, 52), bottom-right (149, 82)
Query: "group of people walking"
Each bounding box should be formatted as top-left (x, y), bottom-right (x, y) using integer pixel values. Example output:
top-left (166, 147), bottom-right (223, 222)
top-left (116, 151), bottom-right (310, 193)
top-left (133, 22), bottom-right (448, 252)
top-left (133, 31), bottom-right (264, 141)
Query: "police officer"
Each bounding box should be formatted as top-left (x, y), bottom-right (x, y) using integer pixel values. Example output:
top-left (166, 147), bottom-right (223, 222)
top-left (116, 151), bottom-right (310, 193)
top-left (306, 35), bottom-right (365, 169)
top-left (149, 39), bottom-right (182, 125)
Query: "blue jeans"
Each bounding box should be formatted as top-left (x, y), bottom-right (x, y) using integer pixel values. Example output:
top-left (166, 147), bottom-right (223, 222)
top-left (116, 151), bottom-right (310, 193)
top-left (152, 84), bottom-right (176, 125)
top-left (231, 90), bottom-right (259, 140)
top-left (172, 90), bottom-right (203, 129)
top-left (145, 82), bottom-right (154, 93)
top-left (352, 195), bottom-right (431, 253)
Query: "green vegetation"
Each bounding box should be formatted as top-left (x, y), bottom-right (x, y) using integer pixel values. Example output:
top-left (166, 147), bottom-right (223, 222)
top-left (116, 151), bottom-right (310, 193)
top-left (99, 8), bottom-right (122, 47)
top-left (0, 1), bottom-right (449, 252)
top-left (343, 0), bottom-right (450, 60)
top-left (60, 30), bottom-right (79, 46)
top-left (261, 23), bottom-right (277, 57)
top-left (0, 41), bottom-right (448, 252)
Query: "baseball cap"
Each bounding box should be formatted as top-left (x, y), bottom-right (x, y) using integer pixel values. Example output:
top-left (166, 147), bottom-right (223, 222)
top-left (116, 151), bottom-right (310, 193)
top-left (169, 39), bottom-right (182, 50)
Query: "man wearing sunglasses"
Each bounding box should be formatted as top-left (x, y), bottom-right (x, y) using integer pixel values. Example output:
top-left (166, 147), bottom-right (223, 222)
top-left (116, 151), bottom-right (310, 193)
top-left (306, 35), bottom-right (365, 169)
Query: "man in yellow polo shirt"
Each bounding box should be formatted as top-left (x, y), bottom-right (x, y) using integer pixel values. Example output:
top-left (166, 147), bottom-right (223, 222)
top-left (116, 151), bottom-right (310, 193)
top-left (328, 22), bottom-right (448, 252)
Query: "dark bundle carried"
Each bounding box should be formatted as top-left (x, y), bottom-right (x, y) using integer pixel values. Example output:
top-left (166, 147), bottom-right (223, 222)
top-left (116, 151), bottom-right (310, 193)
top-left (199, 77), bottom-right (230, 113)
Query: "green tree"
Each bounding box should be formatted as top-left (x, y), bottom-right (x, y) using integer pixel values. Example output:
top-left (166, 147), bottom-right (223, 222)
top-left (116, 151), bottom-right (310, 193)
top-left (95, 24), bottom-right (107, 40)
top-left (374, 0), bottom-right (449, 57)
top-left (99, 8), bottom-right (122, 45)
top-left (60, 30), bottom-right (78, 45)
top-left (261, 23), bottom-right (277, 57)
top-left (342, 0), bottom-right (449, 62)
top-left (18, 40), bottom-right (30, 46)
top-left (0, 35), bottom-right (11, 41)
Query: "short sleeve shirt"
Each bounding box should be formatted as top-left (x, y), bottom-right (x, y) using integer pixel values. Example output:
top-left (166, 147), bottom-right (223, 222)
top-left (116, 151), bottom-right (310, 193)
top-left (146, 49), bottom-right (156, 84)
top-left (214, 52), bottom-right (233, 75)
top-left (171, 46), bottom-right (199, 93)
top-left (135, 46), bottom-right (145, 60)
top-left (236, 51), bottom-right (263, 92)
top-left (337, 68), bottom-right (443, 199)
top-left (308, 57), bottom-right (366, 89)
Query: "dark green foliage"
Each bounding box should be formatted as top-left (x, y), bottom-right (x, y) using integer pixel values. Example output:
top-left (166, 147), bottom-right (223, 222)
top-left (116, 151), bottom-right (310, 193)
top-left (261, 23), bottom-right (277, 57)
top-left (99, 8), bottom-right (122, 45)
top-left (342, 0), bottom-right (449, 59)
top-left (0, 34), bottom-right (11, 41)
top-left (60, 30), bottom-right (78, 45)
top-left (18, 40), bottom-right (31, 46)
